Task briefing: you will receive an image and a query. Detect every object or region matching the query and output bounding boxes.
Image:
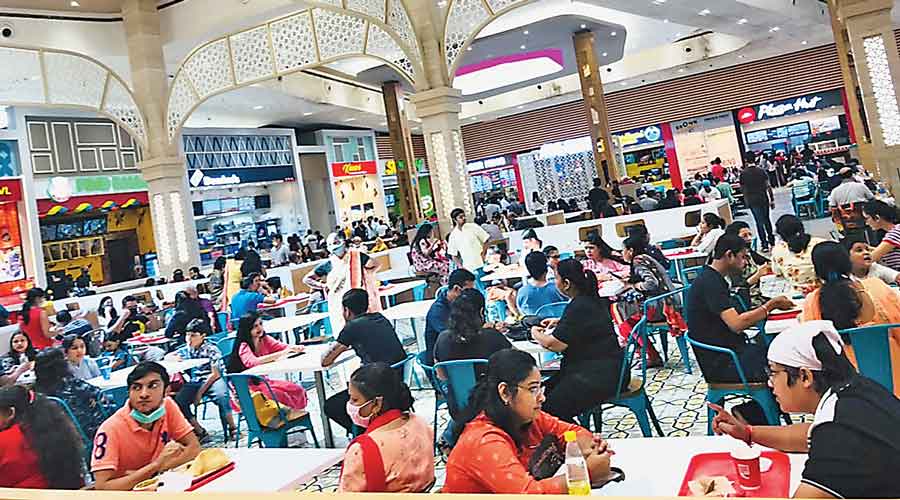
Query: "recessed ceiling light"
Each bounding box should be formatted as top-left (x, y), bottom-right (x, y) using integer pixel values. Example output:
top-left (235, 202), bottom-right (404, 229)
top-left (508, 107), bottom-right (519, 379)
top-left (520, 44), bottom-right (526, 50)
top-left (253, 105), bottom-right (264, 110)
top-left (769, 26), bottom-right (780, 32)
top-left (70, 0), bottom-right (80, 6)
top-left (303, 112), bottom-right (314, 116)
top-left (737, 18), bottom-right (748, 24)
top-left (380, 122), bottom-right (387, 126)
top-left (344, 118), bottom-right (356, 122)
top-left (523, 30), bottom-right (529, 35)
top-left (601, 52), bottom-right (608, 57)
top-left (678, 68), bottom-right (685, 73)
top-left (517, 105), bottom-right (524, 109)
top-left (610, 31), bottom-right (617, 36)
top-left (466, 46), bottom-right (472, 51)
top-left (663, 18), bottom-right (669, 23)
top-left (738, 55), bottom-right (745, 58)
top-left (580, 24), bottom-right (586, 29)
top-left (620, 81), bottom-right (627, 86)
top-left (801, 40), bottom-right (808, 45)
top-left (698, 9), bottom-right (710, 16)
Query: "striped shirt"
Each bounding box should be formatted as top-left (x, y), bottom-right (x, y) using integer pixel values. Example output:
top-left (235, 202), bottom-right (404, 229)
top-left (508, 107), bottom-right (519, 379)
top-left (880, 225), bottom-right (900, 271)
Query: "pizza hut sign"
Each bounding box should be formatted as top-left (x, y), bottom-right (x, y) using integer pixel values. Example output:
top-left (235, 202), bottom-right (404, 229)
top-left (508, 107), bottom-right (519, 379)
top-left (737, 90), bottom-right (843, 124)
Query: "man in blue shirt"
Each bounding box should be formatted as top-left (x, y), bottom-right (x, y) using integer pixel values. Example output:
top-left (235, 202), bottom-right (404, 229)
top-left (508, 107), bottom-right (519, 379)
top-left (423, 269), bottom-right (476, 365)
top-left (516, 252), bottom-right (567, 316)
top-left (230, 272), bottom-right (275, 326)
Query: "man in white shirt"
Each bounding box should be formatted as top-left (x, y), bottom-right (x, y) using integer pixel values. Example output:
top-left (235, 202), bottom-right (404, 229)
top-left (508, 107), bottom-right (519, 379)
top-left (447, 207), bottom-right (490, 272)
top-left (269, 234), bottom-right (290, 267)
top-left (829, 167), bottom-right (874, 207)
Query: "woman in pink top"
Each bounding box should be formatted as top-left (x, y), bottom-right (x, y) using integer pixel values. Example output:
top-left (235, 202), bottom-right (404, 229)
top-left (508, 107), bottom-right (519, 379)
top-left (581, 234), bottom-right (629, 281)
top-left (225, 311), bottom-right (308, 410)
top-left (18, 289), bottom-right (53, 350)
top-left (339, 363), bottom-right (434, 492)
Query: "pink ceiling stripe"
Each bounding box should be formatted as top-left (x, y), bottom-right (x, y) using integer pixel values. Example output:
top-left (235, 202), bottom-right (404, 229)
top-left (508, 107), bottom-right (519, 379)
top-left (456, 48), bottom-right (564, 77)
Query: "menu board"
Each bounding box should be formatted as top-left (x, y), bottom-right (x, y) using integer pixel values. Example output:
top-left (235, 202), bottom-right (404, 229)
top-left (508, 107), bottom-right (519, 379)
top-left (670, 112), bottom-right (742, 179)
top-left (810, 116), bottom-right (841, 135)
top-left (746, 130), bottom-right (769, 144)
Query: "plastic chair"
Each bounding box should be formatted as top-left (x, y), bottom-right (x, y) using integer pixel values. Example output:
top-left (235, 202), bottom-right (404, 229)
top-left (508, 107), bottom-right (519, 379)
top-left (391, 353), bottom-right (420, 388)
top-left (47, 396), bottom-right (94, 470)
top-left (791, 182), bottom-right (819, 219)
top-left (99, 386), bottom-right (128, 415)
top-left (681, 265), bottom-right (705, 286)
top-left (684, 331), bottom-right (782, 435)
top-left (416, 352), bottom-right (447, 452)
top-left (558, 252), bottom-right (575, 260)
top-left (433, 359), bottom-right (488, 416)
top-left (487, 300), bottom-right (508, 323)
top-left (223, 373), bottom-right (319, 448)
top-left (412, 282), bottom-right (428, 302)
top-left (216, 312), bottom-right (229, 333)
top-left (638, 288), bottom-right (692, 375)
top-left (308, 300), bottom-right (332, 338)
top-left (534, 301), bottom-right (569, 319)
top-left (216, 336), bottom-right (236, 360)
top-left (659, 239), bottom-right (684, 250)
top-left (838, 323), bottom-right (900, 394)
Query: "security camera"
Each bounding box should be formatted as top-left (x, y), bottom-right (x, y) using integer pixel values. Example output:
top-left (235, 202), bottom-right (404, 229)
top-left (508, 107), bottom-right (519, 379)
top-left (0, 24), bottom-right (14, 39)
top-left (684, 47), bottom-right (693, 53)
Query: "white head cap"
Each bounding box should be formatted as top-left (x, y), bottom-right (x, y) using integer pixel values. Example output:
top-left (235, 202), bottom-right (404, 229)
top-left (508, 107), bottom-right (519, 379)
top-left (767, 320), bottom-right (844, 371)
top-left (325, 233), bottom-right (344, 254)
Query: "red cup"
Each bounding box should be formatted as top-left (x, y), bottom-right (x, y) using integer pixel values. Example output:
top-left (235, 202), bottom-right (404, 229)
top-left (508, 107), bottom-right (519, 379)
top-left (731, 446), bottom-right (761, 490)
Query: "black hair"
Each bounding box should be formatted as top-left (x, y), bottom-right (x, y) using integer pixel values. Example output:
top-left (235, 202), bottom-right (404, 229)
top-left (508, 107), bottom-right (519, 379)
top-left (342, 288), bottom-right (369, 316)
top-left (841, 234), bottom-right (868, 252)
top-left (0, 385), bottom-right (84, 489)
top-left (863, 200), bottom-right (900, 225)
top-left (61, 334), bottom-right (84, 354)
top-left (712, 233), bottom-right (749, 260)
top-left (21, 287), bottom-right (45, 325)
top-left (33, 348), bottom-right (71, 394)
top-left (7, 331), bottom-right (36, 361)
top-left (411, 223), bottom-right (434, 253)
top-left (783, 332), bottom-right (857, 395)
top-left (524, 251), bottom-right (549, 279)
top-left (213, 256), bottom-right (227, 271)
top-left (126, 361), bottom-right (171, 388)
top-left (775, 214), bottom-right (812, 254)
top-left (350, 362), bottom-right (414, 413)
top-left (447, 288), bottom-right (486, 345)
top-left (812, 241), bottom-right (860, 330)
top-left (623, 234), bottom-right (649, 257)
top-left (724, 220), bottom-right (751, 236)
top-left (701, 213), bottom-right (725, 230)
top-left (122, 295), bottom-right (137, 307)
top-left (450, 208), bottom-right (465, 220)
top-left (448, 268), bottom-right (476, 289)
top-left (585, 233), bottom-right (626, 264)
top-left (144, 278), bottom-right (157, 287)
top-left (557, 258), bottom-right (601, 302)
top-left (99, 295), bottom-right (118, 322)
top-left (189, 266), bottom-right (201, 274)
top-left (185, 318), bottom-right (211, 336)
top-left (228, 311), bottom-right (261, 373)
top-left (240, 272), bottom-right (260, 290)
top-left (460, 349), bottom-right (538, 448)
top-left (542, 245), bottom-right (558, 255)
top-left (55, 309), bottom-right (73, 325)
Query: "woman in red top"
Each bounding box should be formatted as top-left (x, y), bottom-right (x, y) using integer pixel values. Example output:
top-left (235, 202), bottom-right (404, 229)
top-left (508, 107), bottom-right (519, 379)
top-left (443, 349), bottom-right (613, 494)
top-left (0, 385), bottom-right (84, 489)
top-left (18, 288), bottom-right (54, 350)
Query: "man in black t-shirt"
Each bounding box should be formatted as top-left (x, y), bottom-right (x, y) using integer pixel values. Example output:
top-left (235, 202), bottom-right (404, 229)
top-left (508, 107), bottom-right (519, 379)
top-left (588, 177), bottom-right (610, 218)
top-left (711, 321), bottom-right (900, 499)
top-left (686, 234), bottom-right (793, 383)
top-left (321, 288), bottom-right (406, 432)
top-left (739, 163), bottom-right (776, 251)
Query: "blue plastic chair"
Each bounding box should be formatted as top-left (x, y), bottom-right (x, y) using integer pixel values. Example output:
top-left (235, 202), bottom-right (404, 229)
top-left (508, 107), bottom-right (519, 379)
top-left (216, 312), bottom-right (229, 333)
top-left (216, 336), bottom-right (236, 360)
top-left (47, 396), bottom-right (93, 463)
top-left (99, 386), bottom-right (128, 415)
top-left (681, 265), bottom-right (705, 286)
top-left (487, 300), bottom-right (508, 323)
top-left (223, 373), bottom-right (319, 448)
top-left (308, 300), bottom-right (332, 338)
top-left (684, 331), bottom-right (783, 434)
top-left (433, 359), bottom-right (488, 416)
top-left (534, 301), bottom-right (569, 319)
top-left (838, 323), bottom-right (900, 394)
top-left (558, 252), bottom-right (575, 260)
top-left (637, 288), bottom-right (692, 375)
top-left (416, 352), bottom-right (447, 452)
top-left (391, 353), bottom-right (421, 388)
top-left (792, 182), bottom-right (819, 219)
top-left (659, 239), bottom-right (684, 250)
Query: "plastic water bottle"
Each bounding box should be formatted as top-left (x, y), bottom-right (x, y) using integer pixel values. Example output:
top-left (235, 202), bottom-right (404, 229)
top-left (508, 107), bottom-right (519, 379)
top-left (564, 430), bottom-right (590, 495)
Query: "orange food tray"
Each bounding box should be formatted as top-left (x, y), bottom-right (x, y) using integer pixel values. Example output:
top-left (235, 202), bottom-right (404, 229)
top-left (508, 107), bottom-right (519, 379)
top-left (678, 451), bottom-right (791, 497)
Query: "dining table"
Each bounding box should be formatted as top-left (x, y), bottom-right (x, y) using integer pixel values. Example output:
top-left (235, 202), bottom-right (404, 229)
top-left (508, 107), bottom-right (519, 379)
top-left (86, 357), bottom-right (210, 390)
top-left (195, 447), bottom-right (346, 492)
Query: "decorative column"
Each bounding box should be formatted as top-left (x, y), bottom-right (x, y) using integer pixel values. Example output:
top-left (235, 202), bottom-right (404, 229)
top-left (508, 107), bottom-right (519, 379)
top-left (836, 0), bottom-right (900, 193)
top-left (122, 0), bottom-right (200, 275)
top-left (382, 81), bottom-right (422, 226)
top-left (410, 86), bottom-right (473, 231)
top-left (573, 30), bottom-right (617, 184)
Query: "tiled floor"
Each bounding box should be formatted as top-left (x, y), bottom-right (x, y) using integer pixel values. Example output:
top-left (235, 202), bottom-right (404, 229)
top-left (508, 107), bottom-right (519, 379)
top-left (194, 187), bottom-right (826, 492)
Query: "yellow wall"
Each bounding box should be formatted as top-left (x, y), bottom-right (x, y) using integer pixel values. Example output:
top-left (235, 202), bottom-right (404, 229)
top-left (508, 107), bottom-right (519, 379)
top-left (46, 255), bottom-right (104, 283)
top-left (107, 207), bottom-right (156, 254)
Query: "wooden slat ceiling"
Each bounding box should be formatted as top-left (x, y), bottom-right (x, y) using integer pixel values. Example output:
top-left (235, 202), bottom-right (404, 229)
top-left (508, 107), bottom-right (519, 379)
top-left (375, 134), bottom-right (428, 166)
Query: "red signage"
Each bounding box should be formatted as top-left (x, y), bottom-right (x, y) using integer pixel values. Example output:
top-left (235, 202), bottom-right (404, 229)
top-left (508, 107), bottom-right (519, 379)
top-left (736, 107), bottom-right (757, 125)
top-left (331, 160), bottom-right (377, 178)
top-left (0, 180), bottom-right (23, 202)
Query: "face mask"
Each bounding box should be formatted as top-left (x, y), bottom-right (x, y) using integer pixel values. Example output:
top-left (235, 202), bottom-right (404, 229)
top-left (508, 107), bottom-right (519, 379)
top-left (130, 404), bottom-right (166, 425)
top-left (345, 398), bottom-right (376, 428)
top-left (331, 244), bottom-right (346, 258)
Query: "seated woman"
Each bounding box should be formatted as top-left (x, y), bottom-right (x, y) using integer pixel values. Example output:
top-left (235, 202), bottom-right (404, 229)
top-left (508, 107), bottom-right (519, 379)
top-left (63, 334), bottom-right (100, 381)
top-left (844, 237), bottom-right (900, 286)
top-left (711, 321), bottom-right (900, 499)
top-left (625, 225), bottom-right (670, 271)
top-left (444, 349), bottom-right (613, 493)
top-left (771, 214), bottom-right (826, 292)
top-left (800, 241), bottom-right (900, 397)
top-left (862, 200), bottom-right (900, 272)
top-left (339, 363), bottom-right (434, 492)
top-left (434, 288), bottom-right (512, 369)
top-left (690, 213), bottom-right (726, 254)
top-left (530, 259), bottom-right (629, 422)
top-left (410, 223), bottom-right (450, 285)
top-left (0, 385), bottom-right (84, 489)
top-left (1, 331), bottom-right (36, 377)
top-left (581, 233), bottom-right (629, 281)
top-left (226, 311), bottom-right (308, 410)
top-left (34, 348), bottom-right (108, 439)
top-left (724, 221), bottom-right (772, 308)
top-left (482, 245), bottom-right (521, 320)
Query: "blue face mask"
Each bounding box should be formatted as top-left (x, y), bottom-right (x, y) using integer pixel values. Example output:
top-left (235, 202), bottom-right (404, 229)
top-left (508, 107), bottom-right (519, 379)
top-left (130, 404), bottom-right (166, 425)
top-left (332, 244), bottom-right (346, 257)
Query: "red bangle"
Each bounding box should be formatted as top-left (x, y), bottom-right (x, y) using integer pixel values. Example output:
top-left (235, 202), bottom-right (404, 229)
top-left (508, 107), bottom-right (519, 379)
top-left (745, 425), bottom-right (753, 446)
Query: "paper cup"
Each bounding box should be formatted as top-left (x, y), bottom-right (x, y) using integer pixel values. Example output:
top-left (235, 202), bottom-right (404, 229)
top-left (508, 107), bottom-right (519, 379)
top-left (730, 445), bottom-right (761, 490)
top-left (157, 471), bottom-right (193, 492)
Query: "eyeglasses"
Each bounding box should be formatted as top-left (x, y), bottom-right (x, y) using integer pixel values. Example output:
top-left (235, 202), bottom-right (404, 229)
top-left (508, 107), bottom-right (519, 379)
top-left (548, 255), bottom-right (560, 260)
top-left (764, 366), bottom-right (788, 380)
top-left (516, 383), bottom-right (545, 397)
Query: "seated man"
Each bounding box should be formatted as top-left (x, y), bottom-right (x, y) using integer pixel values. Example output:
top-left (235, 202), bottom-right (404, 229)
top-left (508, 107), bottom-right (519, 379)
top-left (423, 269), bottom-right (476, 366)
top-left (516, 252), bottom-right (566, 316)
top-left (91, 362), bottom-right (200, 490)
top-left (56, 310), bottom-right (93, 337)
top-left (711, 321), bottom-right (900, 499)
top-left (844, 237), bottom-right (900, 286)
top-left (229, 272), bottom-right (275, 326)
top-left (321, 289), bottom-right (406, 433)
top-left (686, 234), bottom-right (793, 384)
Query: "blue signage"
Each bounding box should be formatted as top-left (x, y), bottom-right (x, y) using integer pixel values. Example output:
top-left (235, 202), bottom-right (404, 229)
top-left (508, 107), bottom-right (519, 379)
top-left (615, 125), bottom-right (663, 148)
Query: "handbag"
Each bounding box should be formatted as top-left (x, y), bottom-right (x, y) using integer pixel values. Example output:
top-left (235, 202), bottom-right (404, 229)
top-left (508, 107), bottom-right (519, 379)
top-left (250, 390), bottom-right (281, 427)
top-left (527, 434), bottom-right (565, 480)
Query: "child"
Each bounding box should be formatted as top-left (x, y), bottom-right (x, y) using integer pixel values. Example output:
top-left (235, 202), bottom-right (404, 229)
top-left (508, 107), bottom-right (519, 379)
top-left (100, 333), bottom-right (130, 371)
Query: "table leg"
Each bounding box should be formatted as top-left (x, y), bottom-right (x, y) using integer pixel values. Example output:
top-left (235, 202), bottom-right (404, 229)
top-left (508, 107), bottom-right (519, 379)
top-left (314, 371), bottom-right (335, 448)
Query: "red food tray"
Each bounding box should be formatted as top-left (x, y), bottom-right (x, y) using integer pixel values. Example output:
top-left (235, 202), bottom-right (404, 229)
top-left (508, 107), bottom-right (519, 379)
top-left (768, 311), bottom-right (800, 321)
top-left (666, 249), bottom-right (696, 257)
top-left (184, 462), bottom-right (236, 491)
top-left (678, 451), bottom-right (791, 497)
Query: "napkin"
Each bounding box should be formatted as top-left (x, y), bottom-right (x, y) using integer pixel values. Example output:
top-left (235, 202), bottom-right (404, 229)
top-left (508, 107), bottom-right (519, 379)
top-left (688, 476), bottom-right (737, 497)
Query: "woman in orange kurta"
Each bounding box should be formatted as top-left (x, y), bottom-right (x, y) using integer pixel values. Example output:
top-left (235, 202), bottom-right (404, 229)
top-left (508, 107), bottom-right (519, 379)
top-left (800, 241), bottom-right (900, 396)
top-left (443, 349), bottom-right (614, 494)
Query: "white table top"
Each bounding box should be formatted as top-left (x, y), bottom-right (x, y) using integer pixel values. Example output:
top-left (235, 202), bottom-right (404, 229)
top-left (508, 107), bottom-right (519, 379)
top-left (379, 280), bottom-right (426, 297)
top-left (381, 299), bottom-right (435, 322)
top-left (480, 265), bottom-right (526, 282)
top-left (512, 339), bottom-right (545, 355)
top-left (263, 312), bottom-right (330, 334)
top-left (244, 342), bottom-right (356, 377)
top-left (197, 447), bottom-right (345, 492)
top-left (87, 358), bottom-right (209, 389)
top-left (595, 436), bottom-right (807, 497)
top-left (662, 247), bottom-right (708, 261)
top-left (598, 279), bottom-right (626, 297)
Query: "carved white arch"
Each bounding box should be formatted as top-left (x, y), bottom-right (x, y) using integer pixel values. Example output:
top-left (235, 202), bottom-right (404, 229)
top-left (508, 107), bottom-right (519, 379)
top-left (443, 0), bottom-right (538, 82)
top-left (166, 2), bottom-right (424, 141)
top-left (0, 45), bottom-right (148, 148)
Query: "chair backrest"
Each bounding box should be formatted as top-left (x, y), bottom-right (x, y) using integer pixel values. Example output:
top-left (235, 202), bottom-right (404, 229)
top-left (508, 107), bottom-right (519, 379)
top-left (391, 353), bottom-right (415, 381)
top-left (659, 239), bottom-right (683, 250)
top-left (578, 224), bottom-right (603, 242)
top-left (683, 331), bottom-right (750, 388)
top-left (309, 300), bottom-right (329, 313)
top-left (684, 210), bottom-right (702, 228)
top-left (535, 301), bottom-right (569, 319)
top-left (616, 220), bottom-right (646, 238)
top-left (224, 373), bottom-right (287, 435)
top-left (792, 181), bottom-right (814, 199)
top-left (434, 359), bottom-right (488, 415)
top-left (416, 351), bottom-right (447, 396)
top-left (217, 336), bottom-right (236, 360)
top-left (839, 324), bottom-right (900, 393)
top-left (216, 312), bottom-right (229, 332)
top-left (681, 265), bottom-right (705, 285)
top-left (98, 386), bottom-right (128, 415)
top-left (46, 396), bottom-right (92, 450)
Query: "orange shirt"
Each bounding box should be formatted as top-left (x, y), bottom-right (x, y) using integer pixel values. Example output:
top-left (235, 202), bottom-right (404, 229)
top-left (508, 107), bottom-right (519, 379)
top-left (443, 411), bottom-right (589, 494)
top-left (90, 397), bottom-right (193, 477)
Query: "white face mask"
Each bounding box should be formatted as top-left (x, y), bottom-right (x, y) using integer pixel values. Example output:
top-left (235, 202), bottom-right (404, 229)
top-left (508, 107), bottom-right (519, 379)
top-left (345, 398), bottom-right (378, 427)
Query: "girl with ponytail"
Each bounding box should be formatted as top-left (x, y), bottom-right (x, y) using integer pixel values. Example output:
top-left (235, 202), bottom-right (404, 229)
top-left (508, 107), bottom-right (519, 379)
top-left (529, 259), bottom-right (629, 422)
top-left (338, 362), bottom-right (434, 493)
top-left (771, 214), bottom-right (826, 291)
top-left (690, 213), bottom-right (726, 254)
top-left (801, 241), bottom-right (900, 396)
